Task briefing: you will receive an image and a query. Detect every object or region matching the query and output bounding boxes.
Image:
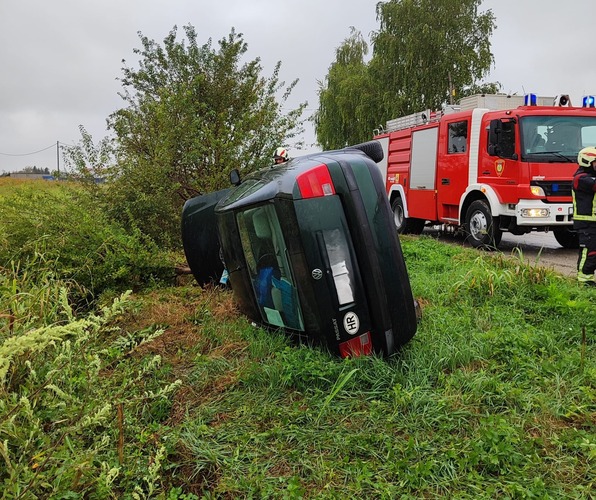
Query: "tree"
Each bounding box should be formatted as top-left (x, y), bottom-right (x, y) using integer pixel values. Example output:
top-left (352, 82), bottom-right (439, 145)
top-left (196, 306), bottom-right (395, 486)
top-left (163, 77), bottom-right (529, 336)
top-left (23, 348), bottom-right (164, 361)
top-left (371, 0), bottom-right (496, 116)
top-left (315, 28), bottom-right (375, 150)
top-left (67, 25), bottom-right (306, 247)
top-left (315, 0), bottom-right (497, 149)
top-left (62, 125), bottom-right (117, 185)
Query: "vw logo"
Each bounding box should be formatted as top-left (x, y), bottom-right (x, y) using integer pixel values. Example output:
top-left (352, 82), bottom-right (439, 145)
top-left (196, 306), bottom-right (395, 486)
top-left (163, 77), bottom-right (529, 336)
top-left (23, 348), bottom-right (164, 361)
top-left (311, 268), bottom-right (323, 280)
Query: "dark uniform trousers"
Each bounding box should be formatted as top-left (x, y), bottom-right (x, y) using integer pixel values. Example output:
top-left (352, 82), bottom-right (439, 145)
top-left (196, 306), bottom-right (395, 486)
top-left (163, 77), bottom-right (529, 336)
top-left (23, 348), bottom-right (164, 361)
top-left (577, 230), bottom-right (596, 283)
top-left (572, 166), bottom-right (596, 285)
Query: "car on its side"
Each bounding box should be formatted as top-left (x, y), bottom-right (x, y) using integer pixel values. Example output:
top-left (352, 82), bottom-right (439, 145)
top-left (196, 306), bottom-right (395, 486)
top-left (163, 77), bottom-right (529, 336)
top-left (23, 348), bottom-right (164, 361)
top-left (182, 141), bottom-right (418, 357)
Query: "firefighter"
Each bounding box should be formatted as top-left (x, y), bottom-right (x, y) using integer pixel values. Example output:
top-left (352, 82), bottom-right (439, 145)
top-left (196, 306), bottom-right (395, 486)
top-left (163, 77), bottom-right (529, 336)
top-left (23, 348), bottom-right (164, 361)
top-left (572, 146), bottom-right (596, 287)
top-left (273, 147), bottom-right (290, 165)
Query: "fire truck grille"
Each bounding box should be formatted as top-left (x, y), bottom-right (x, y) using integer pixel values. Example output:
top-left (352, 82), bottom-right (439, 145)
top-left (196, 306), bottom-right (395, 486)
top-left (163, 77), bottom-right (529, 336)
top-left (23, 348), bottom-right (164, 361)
top-left (531, 181), bottom-right (572, 197)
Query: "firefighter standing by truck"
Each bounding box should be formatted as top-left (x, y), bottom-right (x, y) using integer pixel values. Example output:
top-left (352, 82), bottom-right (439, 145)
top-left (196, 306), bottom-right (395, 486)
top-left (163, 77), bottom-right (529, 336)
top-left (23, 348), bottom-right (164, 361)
top-left (572, 147), bottom-right (596, 287)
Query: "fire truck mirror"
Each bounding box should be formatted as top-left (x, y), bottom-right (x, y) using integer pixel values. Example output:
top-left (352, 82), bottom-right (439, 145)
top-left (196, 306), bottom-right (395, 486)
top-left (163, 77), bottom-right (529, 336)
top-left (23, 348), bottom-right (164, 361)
top-left (488, 119), bottom-right (502, 156)
top-left (488, 119), bottom-right (517, 159)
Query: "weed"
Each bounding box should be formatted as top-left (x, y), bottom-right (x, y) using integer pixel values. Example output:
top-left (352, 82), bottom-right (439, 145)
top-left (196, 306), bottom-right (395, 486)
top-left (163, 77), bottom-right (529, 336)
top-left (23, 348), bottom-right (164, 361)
top-left (0, 182), bottom-right (176, 305)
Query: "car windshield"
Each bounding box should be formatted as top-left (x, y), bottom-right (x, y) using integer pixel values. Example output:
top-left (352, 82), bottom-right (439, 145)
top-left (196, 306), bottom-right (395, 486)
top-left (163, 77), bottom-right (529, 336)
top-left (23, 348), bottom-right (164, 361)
top-left (520, 115), bottom-right (596, 163)
top-left (236, 204), bottom-right (305, 331)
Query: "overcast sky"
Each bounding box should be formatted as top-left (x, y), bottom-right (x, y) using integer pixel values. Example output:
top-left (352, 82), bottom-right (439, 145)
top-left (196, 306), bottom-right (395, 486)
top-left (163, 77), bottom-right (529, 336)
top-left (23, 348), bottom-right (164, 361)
top-left (1, 0), bottom-right (595, 173)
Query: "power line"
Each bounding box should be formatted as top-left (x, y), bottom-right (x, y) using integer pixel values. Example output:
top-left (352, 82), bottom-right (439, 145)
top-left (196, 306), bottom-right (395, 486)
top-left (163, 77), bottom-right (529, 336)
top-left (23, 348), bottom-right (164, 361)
top-left (0, 143), bottom-right (57, 157)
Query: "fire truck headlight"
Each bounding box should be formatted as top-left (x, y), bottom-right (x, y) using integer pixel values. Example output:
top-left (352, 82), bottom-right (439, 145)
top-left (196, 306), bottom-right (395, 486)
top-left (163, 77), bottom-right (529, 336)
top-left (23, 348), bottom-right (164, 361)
top-left (521, 208), bottom-right (550, 218)
top-left (530, 186), bottom-right (545, 197)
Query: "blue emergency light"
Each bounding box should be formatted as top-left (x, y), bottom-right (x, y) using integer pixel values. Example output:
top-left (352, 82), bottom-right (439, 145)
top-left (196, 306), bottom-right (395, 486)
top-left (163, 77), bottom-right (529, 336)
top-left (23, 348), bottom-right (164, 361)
top-left (582, 95), bottom-right (595, 108)
top-left (524, 93), bottom-right (537, 106)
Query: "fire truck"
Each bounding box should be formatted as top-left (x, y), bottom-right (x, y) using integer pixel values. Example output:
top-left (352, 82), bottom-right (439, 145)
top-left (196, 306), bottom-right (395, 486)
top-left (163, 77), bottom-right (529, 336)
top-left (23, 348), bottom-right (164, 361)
top-left (373, 93), bottom-right (596, 248)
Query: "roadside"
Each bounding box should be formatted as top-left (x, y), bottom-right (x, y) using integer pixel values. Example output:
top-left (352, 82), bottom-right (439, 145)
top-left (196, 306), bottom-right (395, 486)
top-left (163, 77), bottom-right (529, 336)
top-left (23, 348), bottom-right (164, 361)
top-left (423, 228), bottom-right (577, 278)
top-left (498, 232), bottom-right (577, 278)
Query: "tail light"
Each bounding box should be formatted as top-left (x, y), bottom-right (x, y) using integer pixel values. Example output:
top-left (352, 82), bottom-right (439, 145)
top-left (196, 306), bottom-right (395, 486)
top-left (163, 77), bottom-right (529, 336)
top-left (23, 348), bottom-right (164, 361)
top-left (296, 164), bottom-right (336, 199)
top-left (339, 332), bottom-right (373, 358)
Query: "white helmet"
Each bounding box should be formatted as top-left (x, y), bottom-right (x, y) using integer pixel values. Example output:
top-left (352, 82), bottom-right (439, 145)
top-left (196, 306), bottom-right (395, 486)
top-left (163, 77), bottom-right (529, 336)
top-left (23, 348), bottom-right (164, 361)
top-left (273, 147), bottom-right (289, 162)
top-left (577, 147), bottom-right (596, 168)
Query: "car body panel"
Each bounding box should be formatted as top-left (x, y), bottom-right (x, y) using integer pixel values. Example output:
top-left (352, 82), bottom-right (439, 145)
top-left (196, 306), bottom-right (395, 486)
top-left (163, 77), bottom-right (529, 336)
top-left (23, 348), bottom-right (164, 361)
top-left (181, 188), bottom-right (230, 285)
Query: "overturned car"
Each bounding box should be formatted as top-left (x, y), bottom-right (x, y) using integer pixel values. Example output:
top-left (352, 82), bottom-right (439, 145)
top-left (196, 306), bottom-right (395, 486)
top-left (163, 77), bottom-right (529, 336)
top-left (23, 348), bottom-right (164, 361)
top-left (181, 141), bottom-right (418, 357)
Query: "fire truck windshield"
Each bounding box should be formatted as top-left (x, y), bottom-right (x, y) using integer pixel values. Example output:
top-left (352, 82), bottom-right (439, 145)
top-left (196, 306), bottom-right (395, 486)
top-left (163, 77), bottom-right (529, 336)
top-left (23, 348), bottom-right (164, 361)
top-left (520, 115), bottom-right (596, 163)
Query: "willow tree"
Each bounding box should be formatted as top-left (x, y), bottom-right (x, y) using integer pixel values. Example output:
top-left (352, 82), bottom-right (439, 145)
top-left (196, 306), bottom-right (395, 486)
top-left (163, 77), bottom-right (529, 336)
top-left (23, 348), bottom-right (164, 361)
top-left (315, 0), bottom-right (496, 149)
top-left (371, 0), bottom-right (496, 119)
top-left (315, 28), bottom-right (375, 150)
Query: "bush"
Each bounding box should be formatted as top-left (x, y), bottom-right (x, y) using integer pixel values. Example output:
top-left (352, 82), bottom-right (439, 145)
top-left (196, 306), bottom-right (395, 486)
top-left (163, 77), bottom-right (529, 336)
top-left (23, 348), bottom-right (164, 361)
top-left (0, 181), bottom-right (175, 304)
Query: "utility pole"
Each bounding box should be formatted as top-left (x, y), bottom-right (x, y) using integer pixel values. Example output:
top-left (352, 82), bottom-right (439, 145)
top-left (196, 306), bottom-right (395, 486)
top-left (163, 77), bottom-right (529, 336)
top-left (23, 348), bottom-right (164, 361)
top-left (56, 141), bottom-right (60, 174)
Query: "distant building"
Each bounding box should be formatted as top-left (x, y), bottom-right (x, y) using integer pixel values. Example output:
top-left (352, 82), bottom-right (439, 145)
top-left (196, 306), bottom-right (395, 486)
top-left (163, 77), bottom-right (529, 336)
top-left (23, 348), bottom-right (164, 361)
top-left (8, 172), bottom-right (104, 183)
top-left (9, 173), bottom-right (51, 180)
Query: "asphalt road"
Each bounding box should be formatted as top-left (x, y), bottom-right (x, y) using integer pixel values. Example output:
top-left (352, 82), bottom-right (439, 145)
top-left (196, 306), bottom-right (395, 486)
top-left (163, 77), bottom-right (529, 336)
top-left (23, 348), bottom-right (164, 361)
top-left (423, 228), bottom-right (578, 278)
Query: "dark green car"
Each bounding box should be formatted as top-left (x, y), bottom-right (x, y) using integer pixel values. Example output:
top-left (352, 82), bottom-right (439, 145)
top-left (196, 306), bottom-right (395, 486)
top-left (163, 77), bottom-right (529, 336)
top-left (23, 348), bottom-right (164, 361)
top-left (182, 141), bottom-right (418, 357)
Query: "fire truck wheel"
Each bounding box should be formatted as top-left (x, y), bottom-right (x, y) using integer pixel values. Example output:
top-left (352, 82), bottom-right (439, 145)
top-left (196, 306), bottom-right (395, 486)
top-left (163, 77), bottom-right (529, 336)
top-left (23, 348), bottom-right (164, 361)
top-left (391, 197), bottom-right (425, 235)
top-left (552, 227), bottom-right (579, 249)
top-left (464, 200), bottom-right (502, 249)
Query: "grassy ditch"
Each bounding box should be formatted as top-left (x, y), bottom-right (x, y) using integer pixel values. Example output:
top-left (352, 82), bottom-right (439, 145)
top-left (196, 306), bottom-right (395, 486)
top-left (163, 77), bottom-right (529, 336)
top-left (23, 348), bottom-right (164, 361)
top-left (1, 226), bottom-right (595, 497)
top-left (0, 176), bottom-right (596, 500)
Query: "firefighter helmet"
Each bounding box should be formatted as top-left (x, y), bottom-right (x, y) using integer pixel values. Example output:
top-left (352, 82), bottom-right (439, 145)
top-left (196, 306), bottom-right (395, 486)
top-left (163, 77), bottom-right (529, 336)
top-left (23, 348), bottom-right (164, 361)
top-left (577, 147), bottom-right (596, 168)
top-left (273, 147), bottom-right (289, 163)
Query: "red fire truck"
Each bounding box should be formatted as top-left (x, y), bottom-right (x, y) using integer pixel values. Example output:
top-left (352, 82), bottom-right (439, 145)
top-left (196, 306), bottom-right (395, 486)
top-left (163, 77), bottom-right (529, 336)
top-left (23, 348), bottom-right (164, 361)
top-left (373, 93), bottom-right (596, 248)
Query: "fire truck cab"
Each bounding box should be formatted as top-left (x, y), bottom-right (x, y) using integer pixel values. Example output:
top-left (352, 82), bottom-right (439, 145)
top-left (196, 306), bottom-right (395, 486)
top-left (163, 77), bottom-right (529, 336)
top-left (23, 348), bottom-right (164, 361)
top-left (374, 93), bottom-right (596, 248)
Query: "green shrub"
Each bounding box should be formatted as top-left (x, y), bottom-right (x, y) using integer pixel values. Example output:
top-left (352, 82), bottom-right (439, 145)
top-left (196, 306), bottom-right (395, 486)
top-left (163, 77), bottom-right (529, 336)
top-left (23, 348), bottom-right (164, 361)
top-left (0, 182), bottom-right (176, 304)
top-left (0, 286), bottom-right (183, 498)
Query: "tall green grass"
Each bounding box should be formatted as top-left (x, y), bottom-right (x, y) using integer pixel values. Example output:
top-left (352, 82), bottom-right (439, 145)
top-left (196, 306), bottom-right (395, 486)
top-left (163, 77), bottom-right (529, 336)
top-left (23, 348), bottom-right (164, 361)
top-left (0, 181), bottom-right (176, 306)
top-left (0, 281), bottom-right (184, 497)
top-left (171, 237), bottom-right (595, 498)
top-left (1, 219), bottom-right (594, 497)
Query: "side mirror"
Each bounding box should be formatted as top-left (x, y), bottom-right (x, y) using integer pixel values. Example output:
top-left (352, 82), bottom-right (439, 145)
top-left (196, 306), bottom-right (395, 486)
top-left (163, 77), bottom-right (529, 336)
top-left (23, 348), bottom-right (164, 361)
top-left (488, 119), bottom-right (502, 156)
top-left (230, 169), bottom-right (241, 186)
top-left (487, 118), bottom-right (517, 159)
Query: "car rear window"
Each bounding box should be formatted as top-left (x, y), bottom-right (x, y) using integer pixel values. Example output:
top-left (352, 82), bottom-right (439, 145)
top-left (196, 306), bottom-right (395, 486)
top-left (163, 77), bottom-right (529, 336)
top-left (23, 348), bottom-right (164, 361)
top-left (236, 204), bottom-right (304, 331)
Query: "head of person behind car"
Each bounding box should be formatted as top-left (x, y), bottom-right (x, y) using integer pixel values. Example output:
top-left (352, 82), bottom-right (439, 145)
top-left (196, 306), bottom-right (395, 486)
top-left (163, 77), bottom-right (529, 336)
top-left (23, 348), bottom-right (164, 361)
top-left (273, 147), bottom-right (289, 165)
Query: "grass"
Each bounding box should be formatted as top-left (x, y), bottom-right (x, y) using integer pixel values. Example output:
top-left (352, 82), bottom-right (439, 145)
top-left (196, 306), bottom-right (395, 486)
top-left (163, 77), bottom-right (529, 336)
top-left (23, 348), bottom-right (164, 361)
top-left (0, 178), bottom-right (177, 307)
top-left (1, 231), bottom-right (595, 498)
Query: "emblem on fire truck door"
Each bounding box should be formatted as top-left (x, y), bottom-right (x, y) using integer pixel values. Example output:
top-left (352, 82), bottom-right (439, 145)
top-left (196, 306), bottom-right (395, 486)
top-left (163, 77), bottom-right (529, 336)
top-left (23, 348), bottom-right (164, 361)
top-left (495, 160), bottom-right (505, 177)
